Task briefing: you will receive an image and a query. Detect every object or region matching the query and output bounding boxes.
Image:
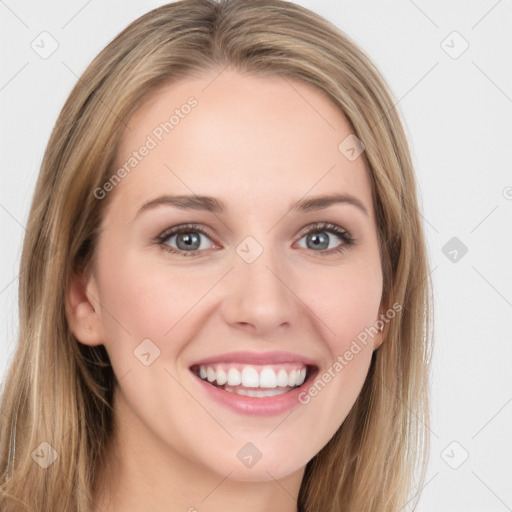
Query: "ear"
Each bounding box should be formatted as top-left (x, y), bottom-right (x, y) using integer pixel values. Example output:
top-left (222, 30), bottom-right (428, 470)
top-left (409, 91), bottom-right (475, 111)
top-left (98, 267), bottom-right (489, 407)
top-left (66, 270), bottom-right (104, 346)
top-left (373, 328), bottom-right (384, 351)
top-left (372, 303), bottom-right (388, 351)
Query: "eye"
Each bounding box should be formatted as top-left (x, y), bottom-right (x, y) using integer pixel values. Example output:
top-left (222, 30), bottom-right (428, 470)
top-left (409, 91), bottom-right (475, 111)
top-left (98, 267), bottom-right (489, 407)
top-left (157, 223), bottom-right (217, 257)
top-left (156, 221), bottom-right (355, 257)
top-left (295, 222), bottom-right (355, 255)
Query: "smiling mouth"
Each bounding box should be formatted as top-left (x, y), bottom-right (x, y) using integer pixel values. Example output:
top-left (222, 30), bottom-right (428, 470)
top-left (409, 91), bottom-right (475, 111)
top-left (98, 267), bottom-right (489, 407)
top-left (190, 363), bottom-right (316, 398)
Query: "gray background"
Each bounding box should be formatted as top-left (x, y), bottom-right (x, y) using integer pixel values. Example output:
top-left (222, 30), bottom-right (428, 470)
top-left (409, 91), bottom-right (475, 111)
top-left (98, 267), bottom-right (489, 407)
top-left (1, 1), bottom-right (511, 510)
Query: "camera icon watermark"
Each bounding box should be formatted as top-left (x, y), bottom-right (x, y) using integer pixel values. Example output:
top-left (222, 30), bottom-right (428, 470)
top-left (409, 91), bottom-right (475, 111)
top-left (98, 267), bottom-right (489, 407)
top-left (236, 236), bottom-right (264, 264)
top-left (338, 134), bottom-right (365, 162)
top-left (31, 31), bottom-right (59, 59)
top-left (441, 440), bottom-right (469, 469)
top-left (236, 442), bottom-right (262, 468)
top-left (134, 338), bottom-right (161, 366)
top-left (31, 441), bottom-right (59, 469)
top-left (442, 236), bottom-right (468, 263)
top-left (441, 31), bottom-right (469, 60)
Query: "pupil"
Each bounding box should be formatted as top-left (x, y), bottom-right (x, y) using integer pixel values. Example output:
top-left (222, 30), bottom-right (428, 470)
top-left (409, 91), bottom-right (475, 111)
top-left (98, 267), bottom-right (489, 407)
top-left (177, 232), bottom-right (200, 250)
top-left (309, 232), bottom-right (328, 250)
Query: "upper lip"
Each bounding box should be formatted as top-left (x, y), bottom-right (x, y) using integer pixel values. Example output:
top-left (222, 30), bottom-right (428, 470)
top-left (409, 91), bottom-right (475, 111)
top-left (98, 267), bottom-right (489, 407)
top-left (189, 350), bottom-right (318, 367)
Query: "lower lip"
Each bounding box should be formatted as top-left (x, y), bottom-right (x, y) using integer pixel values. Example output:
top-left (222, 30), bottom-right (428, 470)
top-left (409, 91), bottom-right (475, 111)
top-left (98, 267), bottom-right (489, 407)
top-left (190, 369), bottom-right (317, 416)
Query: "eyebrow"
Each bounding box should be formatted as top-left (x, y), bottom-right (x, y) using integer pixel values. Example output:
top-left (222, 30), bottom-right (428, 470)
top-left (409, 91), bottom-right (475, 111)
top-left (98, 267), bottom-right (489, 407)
top-left (136, 193), bottom-right (369, 218)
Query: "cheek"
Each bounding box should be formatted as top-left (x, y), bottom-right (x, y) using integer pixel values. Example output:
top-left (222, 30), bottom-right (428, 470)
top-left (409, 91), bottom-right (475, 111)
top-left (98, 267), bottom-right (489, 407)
top-left (98, 245), bottom-right (213, 325)
top-left (93, 251), bottom-right (213, 371)
top-left (305, 259), bottom-right (383, 351)
top-left (294, 260), bottom-right (382, 432)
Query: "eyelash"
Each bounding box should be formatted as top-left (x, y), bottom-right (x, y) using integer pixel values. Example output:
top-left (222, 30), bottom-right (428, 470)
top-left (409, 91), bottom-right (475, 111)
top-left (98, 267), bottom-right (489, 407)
top-left (155, 222), bottom-right (356, 257)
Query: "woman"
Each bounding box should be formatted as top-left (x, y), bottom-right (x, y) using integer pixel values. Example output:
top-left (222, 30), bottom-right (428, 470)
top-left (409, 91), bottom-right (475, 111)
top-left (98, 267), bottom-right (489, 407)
top-left (0, 0), bottom-right (433, 510)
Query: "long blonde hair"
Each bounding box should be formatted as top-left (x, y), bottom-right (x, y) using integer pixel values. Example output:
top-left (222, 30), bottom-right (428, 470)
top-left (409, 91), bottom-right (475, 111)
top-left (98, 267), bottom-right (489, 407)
top-left (0, 1), bottom-right (433, 510)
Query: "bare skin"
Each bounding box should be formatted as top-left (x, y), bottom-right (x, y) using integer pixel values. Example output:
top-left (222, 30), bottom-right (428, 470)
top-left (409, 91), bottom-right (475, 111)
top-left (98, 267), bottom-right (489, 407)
top-left (67, 68), bottom-right (384, 512)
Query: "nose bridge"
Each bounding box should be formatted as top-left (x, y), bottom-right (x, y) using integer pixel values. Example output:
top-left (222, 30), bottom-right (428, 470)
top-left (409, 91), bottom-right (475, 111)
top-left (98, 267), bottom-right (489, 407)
top-left (221, 233), bottom-right (299, 332)
top-left (236, 236), bottom-right (290, 302)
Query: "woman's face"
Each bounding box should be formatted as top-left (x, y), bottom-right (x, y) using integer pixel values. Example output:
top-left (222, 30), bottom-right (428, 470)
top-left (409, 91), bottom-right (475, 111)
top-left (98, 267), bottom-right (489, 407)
top-left (80, 68), bottom-right (384, 482)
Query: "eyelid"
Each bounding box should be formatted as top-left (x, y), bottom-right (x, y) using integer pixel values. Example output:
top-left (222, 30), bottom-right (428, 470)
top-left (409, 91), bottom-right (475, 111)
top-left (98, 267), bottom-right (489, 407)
top-left (295, 221), bottom-right (346, 238)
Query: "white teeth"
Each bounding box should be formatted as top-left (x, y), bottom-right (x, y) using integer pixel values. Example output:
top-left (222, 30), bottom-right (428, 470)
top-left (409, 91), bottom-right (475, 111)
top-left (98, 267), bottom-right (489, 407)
top-left (259, 366), bottom-right (277, 388)
top-left (216, 368), bottom-right (227, 386)
top-left (206, 367), bottom-right (216, 383)
top-left (227, 367), bottom-right (242, 386)
top-left (276, 369), bottom-right (289, 387)
top-left (241, 366), bottom-right (259, 388)
top-left (194, 363), bottom-right (310, 390)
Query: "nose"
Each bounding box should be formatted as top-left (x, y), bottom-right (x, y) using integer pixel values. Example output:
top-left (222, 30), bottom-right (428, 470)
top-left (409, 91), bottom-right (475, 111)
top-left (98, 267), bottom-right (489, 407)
top-left (220, 246), bottom-right (301, 336)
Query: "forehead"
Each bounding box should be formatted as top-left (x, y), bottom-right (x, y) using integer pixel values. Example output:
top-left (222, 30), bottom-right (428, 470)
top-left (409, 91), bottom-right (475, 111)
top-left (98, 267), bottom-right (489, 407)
top-left (108, 68), bottom-right (374, 220)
